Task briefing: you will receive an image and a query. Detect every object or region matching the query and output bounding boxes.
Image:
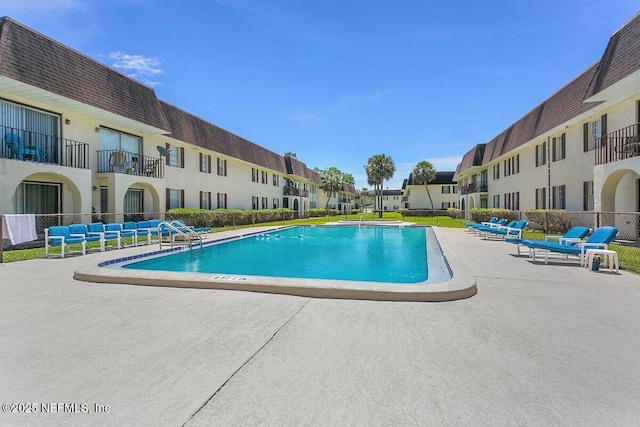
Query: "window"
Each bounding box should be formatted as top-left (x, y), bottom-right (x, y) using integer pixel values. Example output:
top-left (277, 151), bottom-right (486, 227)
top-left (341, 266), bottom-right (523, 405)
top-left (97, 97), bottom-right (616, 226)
top-left (442, 186), bottom-right (450, 194)
top-left (505, 193), bottom-right (510, 210)
top-left (584, 115), bottom-right (607, 151)
top-left (512, 192), bottom-right (520, 211)
top-left (217, 158), bottom-right (227, 176)
top-left (14, 181), bottom-right (60, 215)
top-left (251, 168), bottom-right (258, 182)
top-left (273, 198), bottom-right (279, 209)
top-left (493, 164), bottom-right (500, 180)
top-left (273, 174), bottom-right (279, 186)
top-left (261, 170), bottom-right (268, 184)
top-left (493, 194), bottom-right (500, 208)
top-left (166, 143), bottom-right (184, 168)
top-left (2, 100), bottom-right (61, 163)
top-left (535, 188), bottom-right (547, 209)
top-left (217, 193), bottom-right (227, 209)
top-left (262, 197), bottom-right (268, 209)
top-left (552, 133), bottom-right (566, 161)
top-left (441, 202), bottom-right (451, 209)
top-left (583, 181), bottom-right (594, 211)
top-left (515, 154), bottom-right (520, 174)
top-left (200, 153), bottom-right (211, 173)
top-left (552, 185), bottom-right (566, 209)
top-left (535, 141), bottom-right (547, 167)
top-left (199, 191), bottom-right (212, 209)
top-left (252, 196), bottom-right (258, 210)
top-left (166, 189), bottom-right (184, 209)
top-left (453, 185), bottom-right (458, 194)
top-left (124, 189), bottom-right (143, 218)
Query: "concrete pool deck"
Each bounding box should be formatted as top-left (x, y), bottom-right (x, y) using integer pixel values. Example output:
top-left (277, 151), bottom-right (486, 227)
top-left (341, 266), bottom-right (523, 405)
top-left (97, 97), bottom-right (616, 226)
top-left (1, 226), bottom-right (640, 425)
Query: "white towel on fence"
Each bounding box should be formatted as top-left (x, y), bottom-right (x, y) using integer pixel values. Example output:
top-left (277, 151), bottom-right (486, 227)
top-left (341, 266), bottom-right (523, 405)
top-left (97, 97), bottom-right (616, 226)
top-left (2, 214), bottom-right (38, 245)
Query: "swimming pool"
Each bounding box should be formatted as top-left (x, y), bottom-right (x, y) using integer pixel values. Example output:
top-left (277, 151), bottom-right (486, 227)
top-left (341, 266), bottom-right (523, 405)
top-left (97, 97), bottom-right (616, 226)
top-left (75, 225), bottom-right (477, 302)
top-left (124, 225), bottom-right (430, 284)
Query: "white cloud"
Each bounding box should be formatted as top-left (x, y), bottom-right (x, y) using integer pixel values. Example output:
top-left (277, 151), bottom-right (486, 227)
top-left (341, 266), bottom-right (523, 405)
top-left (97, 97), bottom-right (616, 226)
top-left (109, 52), bottom-right (163, 86)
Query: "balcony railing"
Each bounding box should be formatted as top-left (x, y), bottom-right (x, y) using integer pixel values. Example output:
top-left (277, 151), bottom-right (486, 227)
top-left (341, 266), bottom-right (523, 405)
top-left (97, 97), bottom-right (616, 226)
top-left (97, 150), bottom-right (164, 178)
top-left (283, 187), bottom-right (309, 197)
top-left (1, 126), bottom-right (89, 169)
top-left (595, 123), bottom-right (639, 165)
top-left (460, 182), bottom-right (488, 195)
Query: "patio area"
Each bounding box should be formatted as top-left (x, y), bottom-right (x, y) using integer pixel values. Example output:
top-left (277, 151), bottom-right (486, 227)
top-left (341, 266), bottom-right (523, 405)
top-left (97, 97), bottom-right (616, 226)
top-left (1, 227), bottom-right (639, 426)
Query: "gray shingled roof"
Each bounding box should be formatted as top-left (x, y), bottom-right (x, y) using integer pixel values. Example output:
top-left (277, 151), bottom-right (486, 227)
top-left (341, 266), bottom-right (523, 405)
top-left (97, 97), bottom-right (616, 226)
top-left (453, 144), bottom-right (485, 180)
top-left (160, 100), bottom-right (288, 174)
top-left (284, 156), bottom-right (322, 185)
top-left (406, 171), bottom-right (455, 186)
top-left (0, 17), bottom-right (171, 132)
top-left (341, 182), bottom-right (356, 194)
top-left (585, 12), bottom-right (640, 98)
top-left (455, 13), bottom-right (640, 177)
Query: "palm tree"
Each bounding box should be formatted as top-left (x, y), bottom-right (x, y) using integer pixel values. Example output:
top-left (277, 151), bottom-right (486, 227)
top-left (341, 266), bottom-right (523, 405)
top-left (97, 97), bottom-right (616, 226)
top-left (412, 160), bottom-right (437, 210)
top-left (319, 167), bottom-right (343, 209)
top-left (365, 154), bottom-right (396, 218)
top-left (284, 151), bottom-right (297, 158)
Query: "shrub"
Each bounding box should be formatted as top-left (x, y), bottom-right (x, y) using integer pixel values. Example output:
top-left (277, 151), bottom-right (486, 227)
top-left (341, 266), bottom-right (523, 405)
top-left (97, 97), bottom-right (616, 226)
top-left (525, 209), bottom-right (571, 234)
top-left (308, 208), bottom-right (327, 218)
top-left (166, 207), bottom-right (294, 227)
top-left (447, 208), bottom-right (462, 219)
top-left (469, 208), bottom-right (517, 223)
top-left (401, 209), bottom-right (450, 217)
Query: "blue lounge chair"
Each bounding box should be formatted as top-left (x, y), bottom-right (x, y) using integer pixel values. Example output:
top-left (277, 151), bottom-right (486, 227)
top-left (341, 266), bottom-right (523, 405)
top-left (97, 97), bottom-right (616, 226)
top-left (463, 216), bottom-right (497, 231)
top-left (87, 222), bottom-right (122, 250)
top-left (106, 223), bottom-right (137, 247)
top-left (172, 219), bottom-right (210, 236)
top-left (136, 221), bottom-right (158, 244)
top-left (45, 225), bottom-right (91, 258)
top-left (506, 226), bottom-right (590, 255)
top-left (479, 219), bottom-right (527, 240)
top-left (68, 224), bottom-right (103, 252)
top-left (469, 218), bottom-right (507, 234)
top-left (4, 132), bottom-right (44, 161)
top-left (522, 226), bottom-right (618, 265)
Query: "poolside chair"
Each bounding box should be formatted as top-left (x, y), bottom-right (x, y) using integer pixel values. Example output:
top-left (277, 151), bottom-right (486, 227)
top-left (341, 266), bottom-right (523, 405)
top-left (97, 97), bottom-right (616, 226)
top-left (469, 218), bottom-right (507, 234)
top-left (105, 223), bottom-right (137, 247)
top-left (463, 216), bottom-right (497, 231)
top-left (522, 226), bottom-right (618, 265)
top-left (172, 219), bottom-right (210, 236)
top-left (68, 224), bottom-right (103, 252)
top-left (87, 222), bottom-right (122, 250)
top-left (4, 132), bottom-right (43, 161)
top-left (480, 219), bottom-right (527, 240)
top-left (505, 226), bottom-right (590, 255)
top-left (45, 226), bottom-right (90, 258)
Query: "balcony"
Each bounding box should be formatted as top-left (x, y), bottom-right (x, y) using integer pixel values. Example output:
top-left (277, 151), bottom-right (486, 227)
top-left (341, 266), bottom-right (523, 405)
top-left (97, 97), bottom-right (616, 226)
top-left (460, 182), bottom-right (488, 195)
top-left (595, 123), bottom-right (639, 165)
top-left (283, 187), bottom-right (309, 197)
top-left (97, 150), bottom-right (164, 178)
top-left (1, 127), bottom-right (89, 169)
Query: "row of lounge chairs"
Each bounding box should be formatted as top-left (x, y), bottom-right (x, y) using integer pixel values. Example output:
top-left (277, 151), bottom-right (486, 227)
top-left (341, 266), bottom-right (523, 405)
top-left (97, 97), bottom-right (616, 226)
top-left (466, 217), bottom-right (619, 268)
top-left (45, 219), bottom-right (210, 258)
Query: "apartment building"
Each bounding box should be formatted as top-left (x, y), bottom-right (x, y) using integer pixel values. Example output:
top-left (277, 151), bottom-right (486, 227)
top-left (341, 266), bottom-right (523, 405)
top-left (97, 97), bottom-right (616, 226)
top-left (0, 17), bottom-right (349, 225)
top-left (455, 12), bottom-right (640, 223)
top-left (401, 172), bottom-right (459, 210)
top-left (320, 182), bottom-right (357, 213)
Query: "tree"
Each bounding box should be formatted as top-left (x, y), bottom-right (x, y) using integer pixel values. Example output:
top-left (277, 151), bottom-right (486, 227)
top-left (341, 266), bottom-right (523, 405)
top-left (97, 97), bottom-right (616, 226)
top-left (284, 151), bottom-right (297, 158)
top-left (365, 154), bottom-right (396, 218)
top-left (355, 187), bottom-right (374, 209)
top-left (342, 173), bottom-right (355, 185)
top-left (318, 167), bottom-right (343, 209)
top-left (412, 160), bottom-right (437, 210)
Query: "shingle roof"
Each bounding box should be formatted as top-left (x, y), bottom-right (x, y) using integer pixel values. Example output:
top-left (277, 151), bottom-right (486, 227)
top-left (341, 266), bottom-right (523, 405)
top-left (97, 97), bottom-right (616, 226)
top-left (453, 144), bottom-right (485, 180)
top-left (455, 13), bottom-right (640, 176)
top-left (406, 171), bottom-right (455, 185)
top-left (160, 100), bottom-right (288, 174)
top-left (341, 182), bottom-right (356, 194)
top-left (585, 12), bottom-right (640, 98)
top-left (0, 17), bottom-right (171, 132)
top-left (284, 156), bottom-right (322, 185)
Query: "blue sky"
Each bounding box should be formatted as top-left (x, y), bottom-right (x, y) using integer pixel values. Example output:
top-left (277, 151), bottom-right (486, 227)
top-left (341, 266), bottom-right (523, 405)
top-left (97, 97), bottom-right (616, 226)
top-left (4, 1), bottom-right (640, 188)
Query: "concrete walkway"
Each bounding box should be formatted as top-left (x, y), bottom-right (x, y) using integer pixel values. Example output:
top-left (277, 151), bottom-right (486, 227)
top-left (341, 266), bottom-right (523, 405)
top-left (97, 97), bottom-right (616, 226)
top-left (1, 227), bottom-right (639, 426)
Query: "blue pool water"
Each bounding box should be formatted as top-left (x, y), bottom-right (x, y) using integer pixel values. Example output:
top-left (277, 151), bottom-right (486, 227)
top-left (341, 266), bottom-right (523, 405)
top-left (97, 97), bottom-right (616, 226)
top-left (124, 226), bottom-right (429, 284)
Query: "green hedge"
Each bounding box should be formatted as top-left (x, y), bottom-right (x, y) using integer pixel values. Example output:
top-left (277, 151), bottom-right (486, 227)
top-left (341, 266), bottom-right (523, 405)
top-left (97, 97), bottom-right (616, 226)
top-left (469, 208), bottom-right (517, 223)
top-left (400, 209), bottom-right (451, 217)
top-left (166, 208), bottom-right (294, 227)
top-left (524, 209), bottom-right (571, 234)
